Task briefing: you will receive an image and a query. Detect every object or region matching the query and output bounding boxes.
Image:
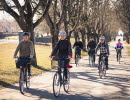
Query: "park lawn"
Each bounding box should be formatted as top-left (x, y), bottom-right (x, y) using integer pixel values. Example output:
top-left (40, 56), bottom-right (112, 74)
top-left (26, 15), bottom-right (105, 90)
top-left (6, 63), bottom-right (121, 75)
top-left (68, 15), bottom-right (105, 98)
top-left (124, 41), bottom-right (130, 55)
top-left (0, 41), bottom-right (87, 88)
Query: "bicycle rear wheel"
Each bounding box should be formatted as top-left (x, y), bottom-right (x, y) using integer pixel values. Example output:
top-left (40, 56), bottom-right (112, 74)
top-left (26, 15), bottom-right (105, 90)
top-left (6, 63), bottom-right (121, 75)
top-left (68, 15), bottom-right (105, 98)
top-left (89, 55), bottom-right (93, 67)
top-left (26, 70), bottom-right (30, 89)
top-left (118, 53), bottom-right (121, 64)
top-left (63, 69), bottom-right (70, 93)
top-left (19, 69), bottom-right (25, 94)
top-left (75, 54), bottom-right (79, 66)
top-left (53, 72), bottom-right (61, 97)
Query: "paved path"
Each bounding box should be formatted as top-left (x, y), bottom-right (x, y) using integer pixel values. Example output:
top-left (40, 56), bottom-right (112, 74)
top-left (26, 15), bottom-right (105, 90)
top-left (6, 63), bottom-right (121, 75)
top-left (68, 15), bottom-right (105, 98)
top-left (0, 42), bottom-right (130, 100)
top-left (0, 39), bottom-right (18, 44)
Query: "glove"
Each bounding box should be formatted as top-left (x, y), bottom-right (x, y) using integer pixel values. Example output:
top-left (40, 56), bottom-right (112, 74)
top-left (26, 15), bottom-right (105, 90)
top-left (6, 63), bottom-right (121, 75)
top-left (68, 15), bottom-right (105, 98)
top-left (13, 56), bottom-right (17, 58)
top-left (30, 55), bottom-right (33, 58)
top-left (49, 55), bottom-right (52, 58)
top-left (68, 55), bottom-right (72, 58)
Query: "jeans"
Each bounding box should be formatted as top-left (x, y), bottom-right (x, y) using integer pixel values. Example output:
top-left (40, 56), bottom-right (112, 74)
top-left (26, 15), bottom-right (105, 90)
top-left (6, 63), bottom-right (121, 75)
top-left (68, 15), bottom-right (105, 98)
top-left (58, 59), bottom-right (70, 80)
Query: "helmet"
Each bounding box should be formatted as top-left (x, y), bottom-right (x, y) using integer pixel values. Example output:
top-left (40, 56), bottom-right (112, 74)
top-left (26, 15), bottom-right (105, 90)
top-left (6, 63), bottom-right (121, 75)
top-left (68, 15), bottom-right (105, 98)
top-left (77, 37), bottom-right (80, 39)
top-left (23, 32), bottom-right (29, 36)
top-left (89, 36), bottom-right (94, 39)
top-left (99, 36), bottom-right (105, 40)
top-left (118, 39), bottom-right (121, 41)
top-left (59, 31), bottom-right (67, 36)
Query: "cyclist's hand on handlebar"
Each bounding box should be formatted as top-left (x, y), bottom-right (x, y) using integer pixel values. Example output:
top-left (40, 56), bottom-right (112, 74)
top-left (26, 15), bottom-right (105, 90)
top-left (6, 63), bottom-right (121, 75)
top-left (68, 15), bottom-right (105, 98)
top-left (49, 55), bottom-right (52, 58)
top-left (106, 54), bottom-right (109, 56)
top-left (30, 55), bottom-right (33, 58)
top-left (13, 56), bottom-right (17, 58)
top-left (68, 55), bottom-right (72, 59)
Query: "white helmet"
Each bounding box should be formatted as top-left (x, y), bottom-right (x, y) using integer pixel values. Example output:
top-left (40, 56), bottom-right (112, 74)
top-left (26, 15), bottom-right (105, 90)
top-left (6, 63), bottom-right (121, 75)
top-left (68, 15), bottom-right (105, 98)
top-left (59, 31), bottom-right (67, 36)
top-left (99, 36), bottom-right (105, 40)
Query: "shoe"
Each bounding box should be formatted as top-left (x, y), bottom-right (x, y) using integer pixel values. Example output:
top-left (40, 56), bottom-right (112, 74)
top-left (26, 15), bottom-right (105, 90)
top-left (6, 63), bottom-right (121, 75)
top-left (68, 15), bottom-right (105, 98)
top-left (28, 72), bottom-right (32, 76)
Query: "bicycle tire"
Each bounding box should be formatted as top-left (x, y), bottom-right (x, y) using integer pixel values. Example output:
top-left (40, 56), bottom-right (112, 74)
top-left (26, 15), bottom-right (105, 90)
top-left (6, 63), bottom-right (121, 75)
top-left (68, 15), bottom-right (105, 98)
top-left (63, 69), bottom-right (70, 93)
top-left (19, 69), bottom-right (25, 94)
top-left (53, 72), bottom-right (61, 97)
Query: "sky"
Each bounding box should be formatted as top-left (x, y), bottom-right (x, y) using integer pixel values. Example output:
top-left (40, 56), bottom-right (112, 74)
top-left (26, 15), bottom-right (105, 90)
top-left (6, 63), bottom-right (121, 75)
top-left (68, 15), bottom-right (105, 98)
top-left (0, 11), bottom-right (14, 20)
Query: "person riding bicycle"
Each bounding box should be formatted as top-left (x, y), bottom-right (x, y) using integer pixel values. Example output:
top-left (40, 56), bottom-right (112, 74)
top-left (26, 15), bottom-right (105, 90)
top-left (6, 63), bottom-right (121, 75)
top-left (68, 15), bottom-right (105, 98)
top-left (95, 36), bottom-right (110, 70)
top-left (87, 36), bottom-right (97, 63)
top-left (49, 31), bottom-right (72, 81)
top-left (13, 32), bottom-right (34, 76)
top-left (115, 39), bottom-right (123, 57)
top-left (73, 37), bottom-right (83, 59)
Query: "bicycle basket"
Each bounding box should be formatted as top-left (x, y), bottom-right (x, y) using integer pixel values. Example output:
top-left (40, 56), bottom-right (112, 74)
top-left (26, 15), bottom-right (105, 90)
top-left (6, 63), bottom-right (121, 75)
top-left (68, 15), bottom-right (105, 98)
top-left (15, 58), bottom-right (30, 68)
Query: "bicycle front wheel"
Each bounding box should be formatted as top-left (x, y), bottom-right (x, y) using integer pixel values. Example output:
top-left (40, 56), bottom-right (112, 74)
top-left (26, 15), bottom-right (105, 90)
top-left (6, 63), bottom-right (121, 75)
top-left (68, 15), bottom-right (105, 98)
top-left (53, 72), bottom-right (61, 97)
top-left (19, 69), bottom-right (25, 94)
top-left (63, 69), bottom-right (70, 93)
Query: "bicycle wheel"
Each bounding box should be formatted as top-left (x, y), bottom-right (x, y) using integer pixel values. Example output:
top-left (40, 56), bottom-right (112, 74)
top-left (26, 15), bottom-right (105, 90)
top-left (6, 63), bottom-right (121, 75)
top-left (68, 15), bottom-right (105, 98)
top-left (99, 62), bottom-right (103, 79)
top-left (53, 72), bottom-right (61, 97)
top-left (89, 55), bottom-right (92, 67)
top-left (75, 54), bottom-right (79, 66)
top-left (63, 69), bottom-right (70, 93)
top-left (118, 52), bottom-right (121, 64)
top-left (26, 69), bottom-right (30, 89)
top-left (19, 69), bottom-right (25, 94)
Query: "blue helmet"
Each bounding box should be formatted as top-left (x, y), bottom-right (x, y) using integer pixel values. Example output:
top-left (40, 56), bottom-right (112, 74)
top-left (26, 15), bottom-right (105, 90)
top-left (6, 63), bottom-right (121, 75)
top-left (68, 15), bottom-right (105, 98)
top-left (23, 32), bottom-right (29, 36)
top-left (89, 36), bottom-right (94, 39)
top-left (99, 36), bottom-right (105, 40)
top-left (59, 31), bottom-right (67, 36)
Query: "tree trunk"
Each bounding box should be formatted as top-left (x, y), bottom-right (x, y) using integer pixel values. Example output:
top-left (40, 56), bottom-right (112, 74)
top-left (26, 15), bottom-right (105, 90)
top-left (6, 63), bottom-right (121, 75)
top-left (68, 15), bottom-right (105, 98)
top-left (51, 28), bottom-right (59, 49)
top-left (80, 30), bottom-right (87, 51)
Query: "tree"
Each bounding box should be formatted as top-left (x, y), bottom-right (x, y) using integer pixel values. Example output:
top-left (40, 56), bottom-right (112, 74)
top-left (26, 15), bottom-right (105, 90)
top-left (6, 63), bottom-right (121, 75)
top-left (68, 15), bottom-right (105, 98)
top-left (0, 0), bottom-right (52, 65)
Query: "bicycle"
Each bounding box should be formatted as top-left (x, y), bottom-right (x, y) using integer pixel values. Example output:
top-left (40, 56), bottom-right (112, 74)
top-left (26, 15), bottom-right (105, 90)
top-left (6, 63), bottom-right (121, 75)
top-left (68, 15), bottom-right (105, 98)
top-left (75, 46), bottom-right (81, 66)
top-left (98, 54), bottom-right (107, 79)
top-left (52, 57), bottom-right (71, 97)
top-left (88, 49), bottom-right (95, 67)
top-left (15, 57), bottom-right (31, 94)
top-left (116, 48), bottom-right (122, 64)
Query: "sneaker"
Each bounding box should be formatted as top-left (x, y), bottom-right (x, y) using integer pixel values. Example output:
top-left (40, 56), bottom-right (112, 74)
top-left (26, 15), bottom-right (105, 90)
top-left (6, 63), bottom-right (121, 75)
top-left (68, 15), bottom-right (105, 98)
top-left (28, 72), bottom-right (32, 76)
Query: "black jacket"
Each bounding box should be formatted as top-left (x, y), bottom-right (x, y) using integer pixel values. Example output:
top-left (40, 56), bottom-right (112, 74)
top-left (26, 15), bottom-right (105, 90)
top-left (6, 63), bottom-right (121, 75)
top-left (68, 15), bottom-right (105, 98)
top-left (87, 40), bottom-right (96, 50)
top-left (73, 41), bottom-right (83, 49)
top-left (51, 40), bottom-right (72, 57)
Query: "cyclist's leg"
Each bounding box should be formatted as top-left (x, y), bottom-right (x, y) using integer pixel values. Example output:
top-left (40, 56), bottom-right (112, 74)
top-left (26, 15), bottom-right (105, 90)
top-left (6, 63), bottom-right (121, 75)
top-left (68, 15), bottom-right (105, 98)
top-left (64, 59), bottom-right (70, 80)
top-left (58, 60), bottom-right (62, 80)
top-left (28, 64), bottom-right (31, 75)
top-left (92, 50), bottom-right (95, 62)
top-left (79, 49), bottom-right (81, 58)
top-left (105, 56), bottom-right (108, 70)
top-left (98, 54), bottom-right (101, 69)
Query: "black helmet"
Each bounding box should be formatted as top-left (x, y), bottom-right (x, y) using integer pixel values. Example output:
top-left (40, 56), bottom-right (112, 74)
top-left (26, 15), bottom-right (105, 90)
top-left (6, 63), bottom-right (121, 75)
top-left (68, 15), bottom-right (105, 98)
top-left (23, 32), bottom-right (29, 36)
top-left (89, 36), bottom-right (94, 39)
top-left (118, 39), bottom-right (121, 41)
top-left (77, 37), bottom-right (80, 39)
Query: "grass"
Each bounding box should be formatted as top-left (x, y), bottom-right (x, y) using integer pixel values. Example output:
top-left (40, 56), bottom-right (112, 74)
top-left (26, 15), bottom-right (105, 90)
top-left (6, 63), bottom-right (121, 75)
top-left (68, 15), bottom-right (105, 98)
top-left (124, 41), bottom-right (130, 55)
top-left (0, 38), bottom-right (87, 88)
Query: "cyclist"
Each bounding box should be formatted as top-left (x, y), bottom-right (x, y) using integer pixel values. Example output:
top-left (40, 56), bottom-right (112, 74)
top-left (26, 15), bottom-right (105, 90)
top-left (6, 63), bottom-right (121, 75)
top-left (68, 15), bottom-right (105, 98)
top-left (49, 31), bottom-right (72, 81)
top-left (95, 36), bottom-right (110, 70)
top-left (13, 32), bottom-right (34, 76)
top-left (115, 39), bottom-right (123, 57)
top-left (73, 37), bottom-right (83, 59)
top-left (87, 36), bottom-right (97, 63)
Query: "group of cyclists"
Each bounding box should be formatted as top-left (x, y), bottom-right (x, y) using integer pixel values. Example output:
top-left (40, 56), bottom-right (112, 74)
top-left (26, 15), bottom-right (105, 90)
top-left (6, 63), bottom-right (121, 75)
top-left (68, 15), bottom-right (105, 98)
top-left (13, 31), bottom-right (124, 94)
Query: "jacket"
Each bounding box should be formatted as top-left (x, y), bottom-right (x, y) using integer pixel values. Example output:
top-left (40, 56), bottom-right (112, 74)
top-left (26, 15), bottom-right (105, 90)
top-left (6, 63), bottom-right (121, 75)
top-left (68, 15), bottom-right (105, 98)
top-left (51, 39), bottom-right (72, 58)
top-left (14, 40), bottom-right (34, 57)
top-left (95, 42), bottom-right (110, 55)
